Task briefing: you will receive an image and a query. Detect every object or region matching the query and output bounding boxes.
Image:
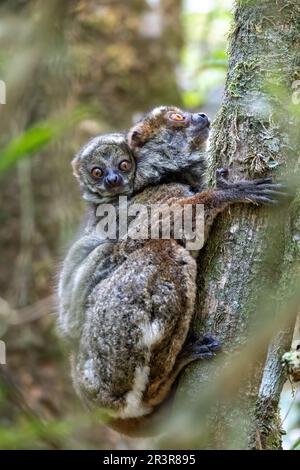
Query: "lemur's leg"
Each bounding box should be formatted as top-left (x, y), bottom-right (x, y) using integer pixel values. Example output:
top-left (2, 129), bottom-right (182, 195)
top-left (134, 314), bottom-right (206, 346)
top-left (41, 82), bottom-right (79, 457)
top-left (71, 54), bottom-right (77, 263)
top-left (146, 335), bottom-right (221, 410)
top-left (108, 335), bottom-right (221, 438)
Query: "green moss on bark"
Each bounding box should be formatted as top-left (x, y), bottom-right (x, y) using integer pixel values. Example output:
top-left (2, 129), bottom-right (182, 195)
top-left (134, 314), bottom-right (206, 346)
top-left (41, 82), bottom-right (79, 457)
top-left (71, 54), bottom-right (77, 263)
top-left (176, 0), bottom-right (300, 450)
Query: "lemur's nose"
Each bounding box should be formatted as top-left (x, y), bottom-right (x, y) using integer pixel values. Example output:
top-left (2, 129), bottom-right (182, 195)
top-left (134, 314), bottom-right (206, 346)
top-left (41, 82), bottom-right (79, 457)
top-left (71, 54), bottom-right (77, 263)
top-left (191, 113), bottom-right (210, 128)
top-left (105, 170), bottom-right (122, 188)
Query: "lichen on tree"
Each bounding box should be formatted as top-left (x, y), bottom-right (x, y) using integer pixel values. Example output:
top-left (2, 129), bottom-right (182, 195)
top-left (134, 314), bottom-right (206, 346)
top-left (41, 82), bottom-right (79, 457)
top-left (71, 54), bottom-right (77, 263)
top-left (172, 0), bottom-right (300, 450)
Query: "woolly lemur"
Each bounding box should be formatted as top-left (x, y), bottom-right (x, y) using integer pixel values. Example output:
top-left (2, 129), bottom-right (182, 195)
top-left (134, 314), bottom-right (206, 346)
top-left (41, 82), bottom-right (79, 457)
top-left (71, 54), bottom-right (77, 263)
top-left (58, 106), bottom-right (287, 435)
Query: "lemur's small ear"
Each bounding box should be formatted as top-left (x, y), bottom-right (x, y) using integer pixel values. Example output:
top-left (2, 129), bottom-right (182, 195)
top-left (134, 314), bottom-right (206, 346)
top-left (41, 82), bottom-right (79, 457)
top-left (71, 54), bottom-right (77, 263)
top-left (127, 129), bottom-right (144, 150)
top-left (71, 156), bottom-right (81, 179)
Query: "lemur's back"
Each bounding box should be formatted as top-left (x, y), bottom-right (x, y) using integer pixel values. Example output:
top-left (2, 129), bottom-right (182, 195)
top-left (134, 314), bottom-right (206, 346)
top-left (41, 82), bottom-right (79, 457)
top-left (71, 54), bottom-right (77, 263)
top-left (71, 182), bottom-right (197, 418)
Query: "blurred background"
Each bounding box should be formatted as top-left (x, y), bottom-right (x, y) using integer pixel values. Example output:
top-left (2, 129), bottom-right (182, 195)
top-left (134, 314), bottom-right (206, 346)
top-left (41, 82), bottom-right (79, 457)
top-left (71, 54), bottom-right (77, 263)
top-left (0, 0), bottom-right (298, 450)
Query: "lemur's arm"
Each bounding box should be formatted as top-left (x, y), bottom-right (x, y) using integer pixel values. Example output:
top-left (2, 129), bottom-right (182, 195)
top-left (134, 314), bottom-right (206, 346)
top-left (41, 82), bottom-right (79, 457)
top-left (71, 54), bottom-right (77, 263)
top-left (171, 175), bottom-right (287, 244)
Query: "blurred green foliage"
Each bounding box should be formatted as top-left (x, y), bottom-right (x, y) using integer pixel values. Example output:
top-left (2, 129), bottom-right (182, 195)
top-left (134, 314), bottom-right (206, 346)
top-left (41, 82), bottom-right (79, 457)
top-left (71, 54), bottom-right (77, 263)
top-left (181, 0), bottom-right (232, 108)
top-left (0, 108), bottom-right (89, 174)
top-left (0, 1), bottom-right (233, 173)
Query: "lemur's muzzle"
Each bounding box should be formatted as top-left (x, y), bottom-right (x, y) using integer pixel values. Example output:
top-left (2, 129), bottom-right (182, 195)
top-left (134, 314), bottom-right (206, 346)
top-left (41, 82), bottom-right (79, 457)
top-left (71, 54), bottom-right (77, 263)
top-left (104, 170), bottom-right (123, 189)
top-left (191, 113), bottom-right (210, 129)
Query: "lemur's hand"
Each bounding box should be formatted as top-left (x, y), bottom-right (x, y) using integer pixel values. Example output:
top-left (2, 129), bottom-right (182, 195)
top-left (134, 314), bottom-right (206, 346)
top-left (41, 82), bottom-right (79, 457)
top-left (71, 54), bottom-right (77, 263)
top-left (216, 169), bottom-right (290, 205)
top-left (226, 177), bottom-right (289, 205)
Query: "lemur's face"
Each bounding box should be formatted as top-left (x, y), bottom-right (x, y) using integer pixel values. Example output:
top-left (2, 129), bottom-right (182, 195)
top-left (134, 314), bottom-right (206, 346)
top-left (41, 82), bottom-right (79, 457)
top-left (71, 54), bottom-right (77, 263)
top-left (72, 107), bottom-right (211, 203)
top-left (72, 133), bottom-right (136, 203)
top-left (126, 106), bottom-right (210, 192)
top-left (127, 106), bottom-right (210, 156)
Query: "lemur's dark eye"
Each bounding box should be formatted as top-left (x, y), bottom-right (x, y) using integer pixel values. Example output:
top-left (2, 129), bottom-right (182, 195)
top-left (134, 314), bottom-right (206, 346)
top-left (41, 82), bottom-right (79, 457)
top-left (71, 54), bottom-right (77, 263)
top-left (91, 167), bottom-right (103, 179)
top-left (169, 113), bottom-right (185, 122)
top-left (119, 160), bottom-right (132, 172)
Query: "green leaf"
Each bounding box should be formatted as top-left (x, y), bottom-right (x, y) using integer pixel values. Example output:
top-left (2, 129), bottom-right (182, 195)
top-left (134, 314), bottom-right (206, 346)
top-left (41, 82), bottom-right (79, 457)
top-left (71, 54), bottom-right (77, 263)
top-left (0, 124), bottom-right (54, 173)
top-left (291, 437), bottom-right (300, 450)
top-left (0, 107), bottom-right (89, 174)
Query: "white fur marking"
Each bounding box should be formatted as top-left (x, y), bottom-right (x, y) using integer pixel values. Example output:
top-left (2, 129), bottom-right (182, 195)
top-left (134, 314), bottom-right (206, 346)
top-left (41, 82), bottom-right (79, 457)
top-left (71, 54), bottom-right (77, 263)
top-left (151, 106), bottom-right (166, 117)
top-left (83, 358), bottom-right (100, 391)
top-left (72, 262), bottom-right (89, 292)
top-left (140, 320), bottom-right (164, 348)
top-left (120, 366), bottom-right (151, 418)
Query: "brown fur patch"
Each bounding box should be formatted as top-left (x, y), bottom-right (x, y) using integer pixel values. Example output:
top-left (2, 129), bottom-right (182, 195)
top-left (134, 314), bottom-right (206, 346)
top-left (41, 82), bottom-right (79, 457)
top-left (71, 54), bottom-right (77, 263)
top-left (127, 106), bottom-right (185, 152)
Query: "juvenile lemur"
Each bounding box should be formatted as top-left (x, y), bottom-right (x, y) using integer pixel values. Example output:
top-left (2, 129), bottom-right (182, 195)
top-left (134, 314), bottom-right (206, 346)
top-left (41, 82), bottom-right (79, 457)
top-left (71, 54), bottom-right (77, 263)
top-left (58, 106), bottom-right (286, 435)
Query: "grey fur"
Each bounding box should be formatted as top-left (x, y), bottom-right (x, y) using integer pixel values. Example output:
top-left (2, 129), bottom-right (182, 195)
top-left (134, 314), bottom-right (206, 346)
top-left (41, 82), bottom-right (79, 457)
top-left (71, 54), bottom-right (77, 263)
top-left (58, 105), bottom-right (210, 421)
top-left (72, 133), bottom-right (136, 204)
top-left (58, 106), bottom-right (287, 429)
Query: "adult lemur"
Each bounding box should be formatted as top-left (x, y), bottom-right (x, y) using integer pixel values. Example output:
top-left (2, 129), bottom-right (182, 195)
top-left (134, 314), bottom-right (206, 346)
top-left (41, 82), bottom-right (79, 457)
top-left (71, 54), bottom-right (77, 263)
top-left (58, 106), bottom-right (286, 435)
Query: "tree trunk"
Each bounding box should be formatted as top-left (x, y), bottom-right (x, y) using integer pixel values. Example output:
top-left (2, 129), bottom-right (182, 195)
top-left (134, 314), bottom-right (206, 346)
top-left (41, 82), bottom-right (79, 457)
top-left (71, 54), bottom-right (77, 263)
top-left (173, 0), bottom-right (300, 450)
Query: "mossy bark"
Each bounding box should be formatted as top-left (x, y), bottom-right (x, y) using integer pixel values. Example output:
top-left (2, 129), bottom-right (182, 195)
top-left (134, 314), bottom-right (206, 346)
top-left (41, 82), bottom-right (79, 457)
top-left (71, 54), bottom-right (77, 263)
top-left (176, 0), bottom-right (300, 450)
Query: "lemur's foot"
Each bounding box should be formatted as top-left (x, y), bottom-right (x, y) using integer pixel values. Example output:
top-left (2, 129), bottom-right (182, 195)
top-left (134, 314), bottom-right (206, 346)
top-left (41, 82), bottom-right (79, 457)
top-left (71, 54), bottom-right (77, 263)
top-left (181, 334), bottom-right (221, 362)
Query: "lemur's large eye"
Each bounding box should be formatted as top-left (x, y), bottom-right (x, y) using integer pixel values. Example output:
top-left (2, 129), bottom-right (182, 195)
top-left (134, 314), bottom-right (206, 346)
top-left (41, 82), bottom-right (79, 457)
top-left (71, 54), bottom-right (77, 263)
top-left (91, 167), bottom-right (103, 179)
top-left (119, 160), bottom-right (132, 172)
top-left (169, 113), bottom-right (185, 121)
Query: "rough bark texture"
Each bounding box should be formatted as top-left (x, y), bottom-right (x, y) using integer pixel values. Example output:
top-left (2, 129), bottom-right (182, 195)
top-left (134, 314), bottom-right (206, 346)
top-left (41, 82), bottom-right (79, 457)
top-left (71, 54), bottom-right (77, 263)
top-left (175, 0), bottom-right (300, 450)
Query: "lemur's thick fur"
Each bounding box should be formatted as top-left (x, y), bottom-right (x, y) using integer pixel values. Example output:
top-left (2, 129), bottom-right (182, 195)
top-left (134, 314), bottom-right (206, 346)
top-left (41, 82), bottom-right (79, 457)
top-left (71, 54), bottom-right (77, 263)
top-left (58, 106), bottom-right (287, 436)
